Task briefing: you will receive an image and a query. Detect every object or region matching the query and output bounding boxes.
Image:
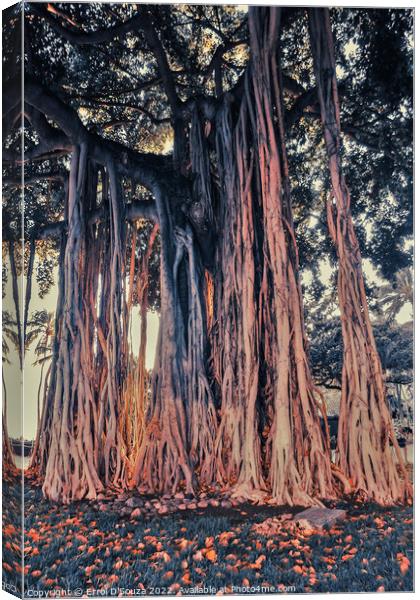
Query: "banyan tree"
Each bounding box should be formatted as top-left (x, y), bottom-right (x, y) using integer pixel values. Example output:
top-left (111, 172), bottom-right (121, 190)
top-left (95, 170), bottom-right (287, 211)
top-left (2, 3), bottom-right (412, 505)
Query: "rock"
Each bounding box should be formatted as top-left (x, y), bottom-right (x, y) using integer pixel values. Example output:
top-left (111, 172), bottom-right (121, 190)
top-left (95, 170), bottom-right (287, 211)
top-left (98, 503), bottom-right (108, 512)
top-left (199, 492), bottom-right (207, 499)
top-left (144, 501), bottom-right (152, 509)
top-left (131, 508), bottom-right (142, 519)
top-left (174, 492), bottom-right (184, 500)
top-left (178, 503), bottom-right (187, 510)
top-left (209, 499), bottom-right (220, 508)
top-left (221, 500), bottom-right (232, 509)
top-left (158, 505), bottom-right (169, 515)
top-left (197, 500), bottom-right (208, 509)
top-left (293, 507), bottom-right (346, 530)
top-left (126, 497), bottom-right (143, 508)
top-left (187, 502), bottom-right (197, 510)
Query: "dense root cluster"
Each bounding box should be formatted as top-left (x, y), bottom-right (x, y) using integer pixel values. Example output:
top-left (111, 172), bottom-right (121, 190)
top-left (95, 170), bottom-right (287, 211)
top-left (5, 7), bottom-right (411, 507)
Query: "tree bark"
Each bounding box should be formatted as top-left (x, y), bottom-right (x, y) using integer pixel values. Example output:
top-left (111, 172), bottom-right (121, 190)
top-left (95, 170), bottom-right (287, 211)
top-left (211, 7), bottom-right (334, 505)
top-left (309, 7), bottom-right (411, 504)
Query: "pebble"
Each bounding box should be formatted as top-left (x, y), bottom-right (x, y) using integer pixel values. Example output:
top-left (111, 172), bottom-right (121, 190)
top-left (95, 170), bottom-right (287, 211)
top-left (158, 506), bottom-right (169, 515)
top-left (131, 508), bottom-right (142, 518)
top-left (178, 503), bottom-right (187, 510)
top-left (126, 497), bottom-right (143, 508)
top-left (188, 502), bottom-right (197, 510)
top-left (197, 500), bottom-right (208, 509)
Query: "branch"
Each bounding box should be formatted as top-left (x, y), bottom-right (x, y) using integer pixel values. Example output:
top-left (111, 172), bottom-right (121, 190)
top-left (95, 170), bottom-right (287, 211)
top-left (29, 3), bottom-right (146, 46)
top-left (30, 3), bottom-right (181, 114)
top-left (21, 75), bottom-right (171, 190)
top-left (35, 199), bottom-right (158, 241)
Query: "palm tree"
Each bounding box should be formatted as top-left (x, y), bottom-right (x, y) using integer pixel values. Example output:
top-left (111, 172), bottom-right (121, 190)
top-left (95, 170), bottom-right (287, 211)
top-left (28, 310), bottom-right (54, 427)
top-left (2, 312), bottom-right (16, 471)
top-left (377, 268), bottom-right (413, 323)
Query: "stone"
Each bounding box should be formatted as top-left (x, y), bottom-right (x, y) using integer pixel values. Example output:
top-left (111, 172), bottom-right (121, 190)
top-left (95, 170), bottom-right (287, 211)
top-left (197, 500), bottom-right (208, 509)
top-left (209, 499), bottom-right (220, 508)
top-left (174, 492), bottom-right (184, 500)
top-left (178, 503), bottom-right (187, 510)
top-left (131, 508), bottom-right (142, 519)
top-left (221, 500), bottom-right (232, 509)
top-left (158, 506), bottom-right (169, 515)
top-left (126, 497), bottom-right (143, 508)
top-left (98, 503), bottom-right (108, 512)
top-left (187, 502), bottom-right (197, 510)
top-left (293, 507), bottom-right (346, 530)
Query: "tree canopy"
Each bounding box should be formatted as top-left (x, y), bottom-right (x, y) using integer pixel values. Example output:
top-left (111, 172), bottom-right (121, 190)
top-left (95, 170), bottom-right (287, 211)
top-left (2, 4), bottom-right (413, 506)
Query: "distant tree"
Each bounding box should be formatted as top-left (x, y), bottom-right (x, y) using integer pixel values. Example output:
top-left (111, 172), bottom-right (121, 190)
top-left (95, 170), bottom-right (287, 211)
top-left (376, 268), bottom-right (413, 322)
top-left (309, 317), bottom-right (413, 389)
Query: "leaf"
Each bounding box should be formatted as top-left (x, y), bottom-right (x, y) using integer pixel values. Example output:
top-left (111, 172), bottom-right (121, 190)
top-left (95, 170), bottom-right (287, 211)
top-left (31, 570), bottom-right (42, 578)
top-left (341, 554), bottom-right (355, 561)
top-left (206, 549), bottom-right (217, 562)
top-left (398, 555), bottom-right (410, 575)
top-left (181, 571), bottom-right (191, 584)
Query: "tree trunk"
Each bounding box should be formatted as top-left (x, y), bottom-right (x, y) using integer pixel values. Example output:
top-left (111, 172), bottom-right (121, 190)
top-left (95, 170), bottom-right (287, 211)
top-left (309, 8), bottom-right (411, 504)
top-left (2, 371), bottom-right (16, 477)
top-left (211, 7), bottom-right (334, 505)
top-left (42, 146), bottom-right (103, 502)
top-left (30, 233), bottom-right (66, 473)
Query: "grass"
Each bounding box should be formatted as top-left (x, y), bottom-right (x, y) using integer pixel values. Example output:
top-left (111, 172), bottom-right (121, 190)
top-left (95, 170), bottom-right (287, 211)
top-left (2, 478), bottom-right (414, 597)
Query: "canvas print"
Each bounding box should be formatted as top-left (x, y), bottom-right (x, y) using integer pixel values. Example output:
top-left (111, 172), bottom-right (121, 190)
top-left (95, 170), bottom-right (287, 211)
top-left (2, 2), bottom-right (414, 597)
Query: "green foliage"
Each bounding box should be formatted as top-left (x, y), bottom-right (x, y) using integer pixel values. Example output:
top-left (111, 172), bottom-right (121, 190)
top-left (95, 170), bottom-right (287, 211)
top-left (308, 316), bottom-right (413, 388)
top-left (2, 5), bottom-right (414, 313)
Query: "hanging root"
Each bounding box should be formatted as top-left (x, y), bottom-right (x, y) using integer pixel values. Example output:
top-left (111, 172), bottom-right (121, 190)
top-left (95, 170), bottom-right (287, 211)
top-left (309, 7), bottom-right (411, 505)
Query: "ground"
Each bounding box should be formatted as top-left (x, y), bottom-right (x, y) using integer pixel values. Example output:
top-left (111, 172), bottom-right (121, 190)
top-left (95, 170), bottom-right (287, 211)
top-left (2, 478), bottom-right (413, 597)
